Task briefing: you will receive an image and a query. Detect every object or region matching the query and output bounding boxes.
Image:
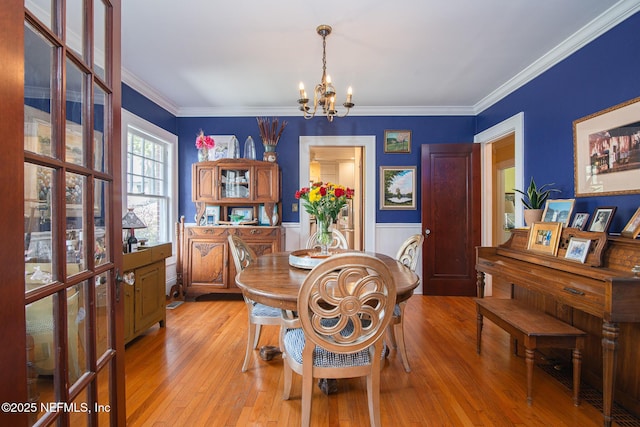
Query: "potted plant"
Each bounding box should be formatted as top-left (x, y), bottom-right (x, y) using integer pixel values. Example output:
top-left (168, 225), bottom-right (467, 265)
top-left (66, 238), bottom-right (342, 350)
top-left (514, 177), bottom-right (560, 225)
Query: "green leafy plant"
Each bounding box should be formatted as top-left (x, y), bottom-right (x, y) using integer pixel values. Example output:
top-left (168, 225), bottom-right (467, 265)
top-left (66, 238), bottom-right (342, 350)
top-left (514, 177), bottom-right (560, 209)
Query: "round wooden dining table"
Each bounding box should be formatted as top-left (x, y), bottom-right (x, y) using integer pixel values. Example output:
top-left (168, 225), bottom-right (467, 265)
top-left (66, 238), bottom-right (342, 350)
top-left (235, 251), bottom-right (420, 311)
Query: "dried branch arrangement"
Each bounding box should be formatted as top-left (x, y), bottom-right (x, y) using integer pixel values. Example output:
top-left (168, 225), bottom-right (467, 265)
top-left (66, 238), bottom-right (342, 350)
top-left (256, 117), bottom-right (287, 146)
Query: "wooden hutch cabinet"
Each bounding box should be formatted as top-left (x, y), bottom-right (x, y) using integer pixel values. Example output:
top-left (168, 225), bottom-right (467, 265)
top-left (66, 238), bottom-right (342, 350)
top-left (178, 159), bottom-right (284, 300)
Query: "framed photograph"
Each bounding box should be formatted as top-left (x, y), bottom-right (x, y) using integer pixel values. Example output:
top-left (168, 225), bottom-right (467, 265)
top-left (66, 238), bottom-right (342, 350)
top-left (565, 237), bottom-right (591, 263)
top-left (258, 204), bottom-right (277, 226)
top-left (384, 130), bottom-right (411, 153)
top-left (573, 96), bottom-right (640, 197)
top-left (621, 207), bottom-right (640, 238)
top-left (587, 206), bottom-right (617, 233)
top-left (380, 166), bottom-right (416, 210)
top-left (541, 199), bottom-right (575, 226)
top-left (205, 205), bottom-right (220, 225)
top-left (208, 135), bottom-right (237, 160)
top-left (230, 207), bottom-right (253, 221)
top-left (527, 222), bottom-right (562, 256)
top-left (571, 213), bottom-right (590, 230)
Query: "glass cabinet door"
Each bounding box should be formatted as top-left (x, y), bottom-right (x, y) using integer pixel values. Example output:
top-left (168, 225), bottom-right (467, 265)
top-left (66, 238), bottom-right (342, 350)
top-left (220, 167), bottom-right (250, 200)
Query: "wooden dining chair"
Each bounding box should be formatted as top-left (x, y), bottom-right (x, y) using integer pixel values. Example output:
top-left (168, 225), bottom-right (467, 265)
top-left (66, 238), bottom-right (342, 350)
top-left (281, 253), bottom-right (396, 427)
top-left (305, 227), bottom-right (349, 250)
top-left (227, 234), bottom-right (282, 372)
top-left (388, 233), bottom-right (424, 372)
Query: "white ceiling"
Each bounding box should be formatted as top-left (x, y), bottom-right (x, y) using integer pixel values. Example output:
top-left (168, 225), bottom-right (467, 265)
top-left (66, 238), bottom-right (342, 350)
top-left (121, 1), bottom-right (638, 117)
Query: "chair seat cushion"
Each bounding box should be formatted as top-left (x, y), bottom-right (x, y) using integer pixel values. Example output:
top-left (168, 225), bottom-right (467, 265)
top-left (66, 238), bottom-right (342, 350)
top-left (283, 328), bottom-right (373, 368)
top-left (252, 302), bottom-right (281, 317)
top-left (393, 304), bottom-right (401, 317)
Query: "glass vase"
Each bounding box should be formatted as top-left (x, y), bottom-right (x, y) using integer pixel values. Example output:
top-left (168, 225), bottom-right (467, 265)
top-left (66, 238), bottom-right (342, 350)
top-left (316, 217), bottom-right (332, 256)
top-left (198, 147), bottom-right (208, 162)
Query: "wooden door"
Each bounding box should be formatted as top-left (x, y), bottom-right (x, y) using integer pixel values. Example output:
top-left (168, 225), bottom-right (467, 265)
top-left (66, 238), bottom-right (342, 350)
top-left (421, 143), bottom-right (481, 296)
top-left (2, 0), bottom-right (125, 425)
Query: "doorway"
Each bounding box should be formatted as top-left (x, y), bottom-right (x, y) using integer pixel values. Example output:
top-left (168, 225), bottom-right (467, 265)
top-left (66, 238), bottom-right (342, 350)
top-left (491, 135), bottom-right (516, 245)
top-left (299, 136), bottom-right (376, 251)
top-left (309, 146), bottom-right (363, 250)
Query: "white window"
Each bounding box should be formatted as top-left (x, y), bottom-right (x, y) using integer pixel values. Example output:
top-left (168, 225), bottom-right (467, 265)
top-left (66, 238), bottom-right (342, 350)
top-left (121, 110), bottom-right (177, 257)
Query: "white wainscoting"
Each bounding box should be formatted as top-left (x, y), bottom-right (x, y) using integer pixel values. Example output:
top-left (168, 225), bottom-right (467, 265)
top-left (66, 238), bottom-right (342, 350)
top-left (283, 222), bottom-right (424, 294)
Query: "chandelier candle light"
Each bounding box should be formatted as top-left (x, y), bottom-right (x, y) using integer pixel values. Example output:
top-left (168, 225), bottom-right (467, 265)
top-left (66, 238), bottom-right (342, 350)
top-left (295, 182), bottom-right (354, 256)
top-left (256, 117), bottom-right (287, 162)
top-left (297, 25), bottom-right (354, 122)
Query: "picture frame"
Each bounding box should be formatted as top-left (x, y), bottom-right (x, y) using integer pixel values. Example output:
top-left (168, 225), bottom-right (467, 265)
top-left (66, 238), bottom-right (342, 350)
top-left (565, 237), bottom-right (591, 263)
top-left (573, 96), bottom-right (640, 197)
top-left (205, 205), bottom-right (220, 225)
top-left (541, 199), bottom-right (575, 227)
top-left (380, 166), bottom-right (416, 210)
top-left (570, 213), bottom-right (590, 231)
top-left (258, 204), bottom-right (277, 226)
top-left (208, 135), bottom-right (237, 160)
top-left (527, 222), bottom-right (562, 256)
top-left (384, 130), bottom-right (411, 153)
top-left (621, 207), bottom-right (640, 238)
top-left (587, 206), bottom-right (617, 233)
top-left (230, 207), bottom-right (253, 221)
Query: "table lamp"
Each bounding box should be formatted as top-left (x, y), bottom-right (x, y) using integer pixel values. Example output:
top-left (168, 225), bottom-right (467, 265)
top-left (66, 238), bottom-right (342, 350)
top-left (122, 208), bottom-right (146, 253)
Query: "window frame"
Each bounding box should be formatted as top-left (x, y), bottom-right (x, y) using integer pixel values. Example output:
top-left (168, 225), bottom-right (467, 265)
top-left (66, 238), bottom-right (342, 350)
top-left (121, 109), bottom-right (178, 272)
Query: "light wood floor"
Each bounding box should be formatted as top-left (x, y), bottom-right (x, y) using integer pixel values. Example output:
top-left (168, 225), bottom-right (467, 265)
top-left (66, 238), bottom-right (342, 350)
top-left (124, 295), bottom-right (607, 426)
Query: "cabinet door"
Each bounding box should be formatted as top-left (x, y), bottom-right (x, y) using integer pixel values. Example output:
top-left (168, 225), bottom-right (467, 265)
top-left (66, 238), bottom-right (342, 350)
top-left (134, 262), bottom-right (166, 334)
top-left (188, 239), bottom-right (228, 288)
top-left (123, 283), bottom-right (135, 343)
top-left (219, 165), bottom-right (251, 202)
top-left (192, 163), bottom-right (217, 202)
top-left (254, 164), bottom-right (279, 202)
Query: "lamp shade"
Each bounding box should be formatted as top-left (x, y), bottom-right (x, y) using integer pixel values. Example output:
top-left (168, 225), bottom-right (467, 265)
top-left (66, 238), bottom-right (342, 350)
top-left (122, 208), bottom-right (146, 229)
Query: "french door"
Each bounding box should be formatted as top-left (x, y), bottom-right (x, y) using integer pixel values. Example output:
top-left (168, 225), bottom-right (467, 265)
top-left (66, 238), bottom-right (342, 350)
top-left (1, 0), bottom-right (125, 425)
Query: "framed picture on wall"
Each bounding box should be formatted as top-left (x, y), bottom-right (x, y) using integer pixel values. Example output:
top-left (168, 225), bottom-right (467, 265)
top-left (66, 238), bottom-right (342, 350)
top-left (380, 166), bottom-right (416, 210)
top-left (383, 130), bottom-right (411, 153)
top-left (573, 96), bottom-right (640, 197)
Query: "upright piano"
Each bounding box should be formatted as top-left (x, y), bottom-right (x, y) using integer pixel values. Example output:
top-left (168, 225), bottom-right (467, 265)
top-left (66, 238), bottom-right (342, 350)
top-left (476, 227), bottom-right (640, 427)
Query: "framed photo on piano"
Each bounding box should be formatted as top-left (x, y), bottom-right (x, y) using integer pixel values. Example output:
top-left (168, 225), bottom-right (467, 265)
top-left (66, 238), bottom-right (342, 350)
top-left (565, 237), bottom-right (591, 263)
top-left (527, 222), bottom-right (562, 256)
top-left (621, 207), bottom-right (640, 239)
top-left (587, 206), bottom-right (616, 233)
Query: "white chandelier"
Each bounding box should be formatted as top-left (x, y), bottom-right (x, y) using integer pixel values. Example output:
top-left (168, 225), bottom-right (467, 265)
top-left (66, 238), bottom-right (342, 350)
top-left (297, 25), bottom-right (354, 122)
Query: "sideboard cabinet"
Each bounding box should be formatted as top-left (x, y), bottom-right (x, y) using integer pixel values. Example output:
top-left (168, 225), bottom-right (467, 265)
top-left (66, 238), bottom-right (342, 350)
top-left (123, 242), bottom-right (171, 344)
top-left (177, 222), bottom-right (284, 299)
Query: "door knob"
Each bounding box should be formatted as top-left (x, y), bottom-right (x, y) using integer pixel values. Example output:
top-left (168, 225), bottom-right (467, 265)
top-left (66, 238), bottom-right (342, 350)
top-left (116, 270), bottom-right (135, 286)
top-left (424, 229), bottom-right (431, 236)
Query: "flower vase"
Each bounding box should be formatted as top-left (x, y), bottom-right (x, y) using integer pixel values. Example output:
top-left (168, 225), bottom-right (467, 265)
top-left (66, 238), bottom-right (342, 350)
top-left (198, 147), bottom-right (209, 162)
top-left (316, 217), bottom-right (332, 256)
top-left (263, 144), bottom-right (277, 163)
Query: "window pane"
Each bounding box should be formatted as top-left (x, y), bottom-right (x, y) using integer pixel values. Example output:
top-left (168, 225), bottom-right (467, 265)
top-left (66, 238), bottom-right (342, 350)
top-left (26, 294), bottom-right (58, 424)
top-left (95, 179), bottom-right (110, 266)
top-left (94, 0), bottom-right (106, 80)
top-left (126, 196), bottom-right (166, 244)
top-left (68, 283), bottom-right (86, 385)
top-left (25, 163), bottom-right (55, 291)
top-left (96, 361), bottom-right (112, 425)
top-left (69, 385), bottom-right (89, 426)
top-left (95, 272), bottom-right (111, 357)
top-left (66, 59), bottom-right (85, 166)
top-left (25, 0), bottom-right (54, 31)
top-left (66, 172), bottom-right (86, 273)
top-left (94, 84), bottom-right (107, 172)
top-left (24, 24), bottom-right (54, 158)
top-left (66, 0), bottom-right (84, 60)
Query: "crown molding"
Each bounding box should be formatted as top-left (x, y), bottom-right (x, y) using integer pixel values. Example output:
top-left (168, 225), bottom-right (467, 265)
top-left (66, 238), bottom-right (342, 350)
top-left (121, 67), bottom-right (180, 116)
top-left (473, 0), bottom-right (640, 114)
top-left (176, 105), bottom-right (475, 117)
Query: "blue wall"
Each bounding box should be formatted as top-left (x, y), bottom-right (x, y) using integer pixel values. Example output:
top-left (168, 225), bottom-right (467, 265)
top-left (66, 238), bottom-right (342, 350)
top-left (476, 11), bottom-right (640, 233)
top-left (175, 116), bottom-right (475, 224)
top-left (123, 11), bottom-right (640, 233)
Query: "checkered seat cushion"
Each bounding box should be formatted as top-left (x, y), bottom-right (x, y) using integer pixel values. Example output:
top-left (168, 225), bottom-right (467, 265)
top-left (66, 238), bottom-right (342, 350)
top-left (252, 302), bottom-right (281, 317)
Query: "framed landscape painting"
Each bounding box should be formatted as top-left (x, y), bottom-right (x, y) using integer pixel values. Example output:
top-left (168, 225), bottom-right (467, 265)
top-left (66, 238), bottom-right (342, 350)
top-left (384, 130), bottom-right (411, 153)
top-left (380, 166), bottom-right (416, 210)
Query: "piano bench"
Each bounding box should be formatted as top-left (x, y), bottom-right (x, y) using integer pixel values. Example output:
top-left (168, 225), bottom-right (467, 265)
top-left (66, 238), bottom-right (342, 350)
top-left (475, 298), bottom-right (586, 406)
